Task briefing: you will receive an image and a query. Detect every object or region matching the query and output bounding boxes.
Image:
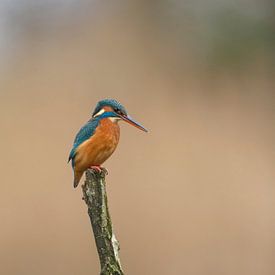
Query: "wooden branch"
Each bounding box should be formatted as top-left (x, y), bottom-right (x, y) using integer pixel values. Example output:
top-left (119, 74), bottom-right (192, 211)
top-left (82, 169), bottom-right (124, 275)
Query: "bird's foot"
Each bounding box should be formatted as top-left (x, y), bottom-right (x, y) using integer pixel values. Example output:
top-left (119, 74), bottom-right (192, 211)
top-left (90, 165), bottom-right (102, 172)
top-left (89, 166), bottom-right (108, 175)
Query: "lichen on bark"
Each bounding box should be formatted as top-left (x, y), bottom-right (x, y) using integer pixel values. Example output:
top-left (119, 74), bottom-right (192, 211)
top-left (82, 169), bottom-right (124, 275)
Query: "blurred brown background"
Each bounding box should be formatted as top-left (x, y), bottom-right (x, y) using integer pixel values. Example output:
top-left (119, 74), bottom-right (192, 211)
top-left (0, 1), bottom-right (274, 275)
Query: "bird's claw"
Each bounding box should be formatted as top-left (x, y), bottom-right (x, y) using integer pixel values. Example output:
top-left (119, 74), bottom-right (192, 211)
top-left (89, 166), bottom-right (108, 175)
top-left (89, 165), bottom-right (102, 173)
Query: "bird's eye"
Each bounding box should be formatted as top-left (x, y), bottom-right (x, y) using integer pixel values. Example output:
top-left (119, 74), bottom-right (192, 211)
top-left (114, 108), bottom-right (122, 115)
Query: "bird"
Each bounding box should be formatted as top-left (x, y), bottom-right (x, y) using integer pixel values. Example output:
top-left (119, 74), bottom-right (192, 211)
top-left (68, 99), bottom-right (148, 188)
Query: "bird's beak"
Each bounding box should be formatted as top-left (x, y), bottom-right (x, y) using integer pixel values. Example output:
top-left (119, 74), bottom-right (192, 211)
top-left (119, 114), bottom-right (148, 132)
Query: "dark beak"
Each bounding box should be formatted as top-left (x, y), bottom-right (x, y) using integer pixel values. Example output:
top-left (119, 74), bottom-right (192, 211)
top-left (119, 114), bottom-right (148, 132)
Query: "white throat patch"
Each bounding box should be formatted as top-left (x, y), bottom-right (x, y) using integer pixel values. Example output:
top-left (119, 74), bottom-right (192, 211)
top-left (108, 117), bottom-right (121, 123)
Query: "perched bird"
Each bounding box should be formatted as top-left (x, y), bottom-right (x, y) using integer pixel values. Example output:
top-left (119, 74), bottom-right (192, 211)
top-left (68, 99), bottom-right (147, 187)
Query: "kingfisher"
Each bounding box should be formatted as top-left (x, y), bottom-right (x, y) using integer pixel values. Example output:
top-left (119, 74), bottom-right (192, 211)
top-left (68, 99), bottom-right (147, 187)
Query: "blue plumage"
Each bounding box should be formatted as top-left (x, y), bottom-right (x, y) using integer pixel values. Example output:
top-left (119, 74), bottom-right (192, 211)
top-left (68, 117), bottom-right (100, 167)
top-left (68, 99), bottom-right (147, 188)
top-left (68, 111), bottom-right (119, 167)
top-left (93, 99), bottom-right (127, 116)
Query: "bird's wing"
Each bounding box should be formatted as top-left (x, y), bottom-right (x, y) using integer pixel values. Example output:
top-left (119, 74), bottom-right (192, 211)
top-left (68, 118), bottom-right (100, 166)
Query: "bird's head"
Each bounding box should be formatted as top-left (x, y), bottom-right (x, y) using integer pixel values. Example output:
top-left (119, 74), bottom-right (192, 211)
top-left (92, 99), bottom-right (148, 132)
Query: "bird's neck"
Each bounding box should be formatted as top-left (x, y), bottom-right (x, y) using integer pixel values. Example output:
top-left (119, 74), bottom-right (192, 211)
top-left (97, 118), bottom-right (120, 146)
top-left (99, 117), bottom-right (120, 133)
top-left (107, 117), bottom-right (121, 124)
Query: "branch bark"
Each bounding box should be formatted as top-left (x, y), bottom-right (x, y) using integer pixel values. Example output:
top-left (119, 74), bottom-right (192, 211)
top-left (82, 169), bottom-right (124, 275)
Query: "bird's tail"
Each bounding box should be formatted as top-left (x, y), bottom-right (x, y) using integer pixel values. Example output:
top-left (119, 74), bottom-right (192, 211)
top-left (73, 170), bottom-right (84, 188)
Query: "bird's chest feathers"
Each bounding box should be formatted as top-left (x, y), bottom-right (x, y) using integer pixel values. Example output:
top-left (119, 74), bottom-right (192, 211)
top-left (95, 118), bottom-right (120, 147)
top-left (76, 118), bottom-right (120, 166)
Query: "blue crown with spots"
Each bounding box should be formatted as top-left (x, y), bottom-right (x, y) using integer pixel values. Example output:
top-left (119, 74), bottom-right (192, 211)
top-left (92, 99), bottom-right (127, 116)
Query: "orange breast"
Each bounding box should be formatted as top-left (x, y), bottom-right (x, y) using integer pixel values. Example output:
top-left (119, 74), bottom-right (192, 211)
top-left (74, 118), bottom-right (120, 170)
